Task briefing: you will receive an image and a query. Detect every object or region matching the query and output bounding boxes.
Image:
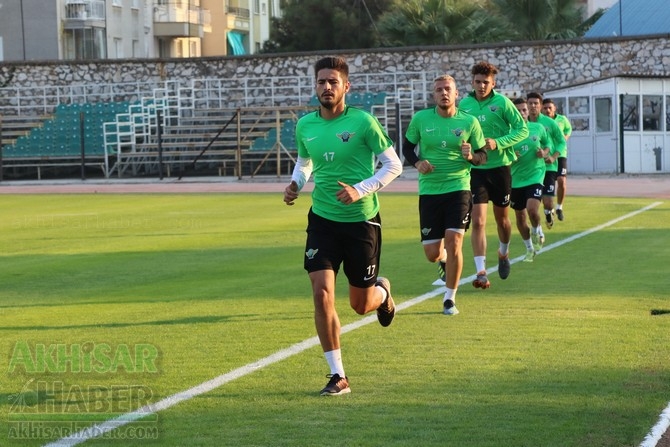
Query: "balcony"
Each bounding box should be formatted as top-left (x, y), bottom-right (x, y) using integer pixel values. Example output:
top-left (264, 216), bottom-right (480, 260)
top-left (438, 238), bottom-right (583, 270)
top-left (63, 0), bottom-right (106, 29)
top-left (153, 3), bottom-right (211, 37)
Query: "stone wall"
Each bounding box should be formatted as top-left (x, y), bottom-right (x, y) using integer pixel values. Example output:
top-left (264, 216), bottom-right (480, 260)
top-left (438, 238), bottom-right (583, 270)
top-left (1, 34), bottom-right (669, 107)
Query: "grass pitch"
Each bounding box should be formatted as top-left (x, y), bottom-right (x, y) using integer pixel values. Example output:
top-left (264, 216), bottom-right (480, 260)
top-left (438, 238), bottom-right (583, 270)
top-left (1, 192), bottom-right (668, 446)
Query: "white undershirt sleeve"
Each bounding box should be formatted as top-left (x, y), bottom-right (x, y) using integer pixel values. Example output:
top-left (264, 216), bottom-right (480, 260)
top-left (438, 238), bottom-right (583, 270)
top-left (290, 156), bottom-right (313, 191)
top-left (353, 146), bottom-right (403, 198)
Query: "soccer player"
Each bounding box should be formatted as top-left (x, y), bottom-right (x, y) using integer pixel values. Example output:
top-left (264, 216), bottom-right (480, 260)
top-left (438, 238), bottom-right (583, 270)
top-left (542, 98), bottom-right (572, 221)
top-left (459, 61), bottom-right (528, 289)
top-left (283, 56), bottom-right (402, 396)
top-left (402, 74), bottom-right (487, 315)
top-left (527, 92), bottom-right (566, 229)
top-left (511, 97), bottom-right (549, 262)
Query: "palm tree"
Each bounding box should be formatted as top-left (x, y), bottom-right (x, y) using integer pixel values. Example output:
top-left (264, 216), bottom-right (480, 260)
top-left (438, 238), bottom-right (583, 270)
top-left (377, 0), bottom-right (512, 47)
top-left (491, 0), bottom-right (587, 41)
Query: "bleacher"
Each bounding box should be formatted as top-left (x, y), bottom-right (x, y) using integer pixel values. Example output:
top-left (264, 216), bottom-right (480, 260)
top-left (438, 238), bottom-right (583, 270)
top-left (0, 71), bottom-right (438, 180)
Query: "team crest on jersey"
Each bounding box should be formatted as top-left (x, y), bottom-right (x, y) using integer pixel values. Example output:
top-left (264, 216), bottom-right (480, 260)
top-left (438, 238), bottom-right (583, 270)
top-left (531, 135), bottom-right (539, 142)
top-left (451, 128), bottom-right (464, 137)
top-left (489, 105), bottom-right (499, 113)
top-left (337, 131), bottom-right (355, 142)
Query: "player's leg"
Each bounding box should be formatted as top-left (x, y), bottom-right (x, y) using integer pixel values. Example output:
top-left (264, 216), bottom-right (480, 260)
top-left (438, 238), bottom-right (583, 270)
top-left (304, 211), bottom-right (349, 396)
top-left (441, 190), bottom-right (471, 315)
top-left (542, 171), bottom-right (557, 229)
top-left (527, 184), bottom-right (544, 252)
top-left (419, 194), bottom-right (448, 283)
top-left (342, 215), bottom-right (394, 326)
top-left (491, 166), bottom-right (512, 279)
top-left (470, 170), bottom-right (490, 289)
top-left (556, 158), bottom-right (567, 221)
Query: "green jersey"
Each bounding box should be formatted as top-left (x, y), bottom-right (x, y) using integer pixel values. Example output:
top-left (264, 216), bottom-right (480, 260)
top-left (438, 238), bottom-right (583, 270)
top-left (511, 121), bottom-right (548, 188)
top-left (405, 108), bottom-right (485, 195)
top-left (296, 106), bottom-right (393, 222)
top-left (458, 90), bottom-right (529, 169)
top-left (554, 113), bottom-right (571, 157)
top-left (533, 114), bottom-right (566, 173)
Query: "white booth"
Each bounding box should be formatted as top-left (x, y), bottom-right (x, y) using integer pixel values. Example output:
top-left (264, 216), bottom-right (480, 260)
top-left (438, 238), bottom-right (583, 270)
top-left (544, 76), bottom-right (670, 174)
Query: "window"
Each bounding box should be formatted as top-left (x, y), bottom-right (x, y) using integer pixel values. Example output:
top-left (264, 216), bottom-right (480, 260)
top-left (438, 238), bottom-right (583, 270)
top-left (666, 96), bottom-right (670, 131)
top-left (551, 97), bottom-right (567, 115)
top-left (594, 97), bottom-right (612, 133)
top-left (622, 95), bottom-right (639, 131)
top-left (568, 96), bottom-right (590, 131)
top-left (642, 95), bottom-right (662, 131)
top-left (114, 38), bottom-right (123, 58)
top-left (254, 0), bottom-right (260, 14)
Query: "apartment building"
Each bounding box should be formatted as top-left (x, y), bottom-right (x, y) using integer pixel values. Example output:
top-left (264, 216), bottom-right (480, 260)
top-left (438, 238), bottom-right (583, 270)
top-left (0, 0), bottom-right (278, 62)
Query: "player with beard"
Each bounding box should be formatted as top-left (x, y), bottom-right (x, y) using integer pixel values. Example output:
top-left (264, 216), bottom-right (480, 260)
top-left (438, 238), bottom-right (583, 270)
top-left (283, 56), bottom-right (402, 396)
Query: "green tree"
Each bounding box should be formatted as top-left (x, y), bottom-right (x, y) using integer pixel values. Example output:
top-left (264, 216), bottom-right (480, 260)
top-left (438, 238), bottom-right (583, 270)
top-left (490, 0), bottom-right (594, 41)
top-left (262, 0), bottom-right (390, 53)
top-left (376, 0), bottom-right (512, 47)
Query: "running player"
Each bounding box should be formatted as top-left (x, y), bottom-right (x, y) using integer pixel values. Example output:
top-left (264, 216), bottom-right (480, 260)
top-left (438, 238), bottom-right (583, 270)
top-left (402, 74), bottom-right (487, 315)
top-left (542, 98), bottom-right (572, 221)
top-left (459, 61), bottom-right (529, 289)
top-left (527, 92), bottom-right (566, 229)
top-left (511, 97), bottom-right (549, 262)
top-left (283, 56), bottom-right (402, 396)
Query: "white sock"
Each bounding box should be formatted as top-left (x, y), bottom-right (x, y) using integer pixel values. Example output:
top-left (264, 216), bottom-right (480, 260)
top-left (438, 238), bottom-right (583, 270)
top-left (545, 209), bottom-right (552, 215)
top-left (556, 204), bottom-right (563, 210)
top-left (376, 284), bottom-right (388, 303)
top-left (443, 288), bottom-right (456, 304)
top-left (499, 242), bottom-right (509, 256)
top-left (439, 248), bottom-right (447, 263)
top-left (523, 238), bottom-right (533, 250)
top-left (324, 349), bottom-right (345, 377)
top-left (474, 256), bottom-right (486, 273)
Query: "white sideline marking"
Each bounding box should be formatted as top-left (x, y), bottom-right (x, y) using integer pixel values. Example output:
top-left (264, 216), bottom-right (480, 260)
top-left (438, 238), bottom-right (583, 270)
top-left (640, 404), bottom-right (670, 447)
top-left (44, 202), bottom-right (665, 447)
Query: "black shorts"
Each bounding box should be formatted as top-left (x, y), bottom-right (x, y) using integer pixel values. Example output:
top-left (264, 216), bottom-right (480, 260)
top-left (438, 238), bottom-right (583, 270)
top-left (557, 157), bottom-right (568, 177)
top-left (470, 166), bottom-right (512, 207)
top-left (419, 191), bottom-right (472, 241)
top-left (510, 184), bottom-right (543, 211)
top-left (304, 208), bottom-right (382, 288)
top-left (543, 171), bottom-right (558, 196)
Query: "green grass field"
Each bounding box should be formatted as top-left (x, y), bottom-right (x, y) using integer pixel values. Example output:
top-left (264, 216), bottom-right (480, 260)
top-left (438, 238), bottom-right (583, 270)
top-left (1, 192), bottom-right (668, 447)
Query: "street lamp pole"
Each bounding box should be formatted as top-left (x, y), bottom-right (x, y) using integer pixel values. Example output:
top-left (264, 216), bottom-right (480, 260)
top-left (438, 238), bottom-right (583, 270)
top-left (20, 0), bottom-right (26, 59)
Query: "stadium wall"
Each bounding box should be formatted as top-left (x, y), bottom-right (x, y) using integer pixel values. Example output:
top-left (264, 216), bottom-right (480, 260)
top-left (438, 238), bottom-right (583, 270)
top-left (1, 34), bottom-right (669, 102)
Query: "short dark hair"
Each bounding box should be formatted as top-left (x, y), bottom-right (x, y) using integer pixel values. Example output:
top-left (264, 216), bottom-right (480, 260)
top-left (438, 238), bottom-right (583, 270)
top-left (314, 57), bottom-right (349, 80)
top-left (527, 91), bottom-right (543, 101)
top-left (471, 61), bottom-right (498, 77)
top-left (542, 98), bottom-right (555, 105)
top-left (513, 97), bottom-right (527, 105)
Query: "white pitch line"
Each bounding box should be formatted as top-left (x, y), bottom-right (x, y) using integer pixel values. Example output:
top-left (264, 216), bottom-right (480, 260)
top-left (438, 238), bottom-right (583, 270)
top-left (640, 404), bottom-right (670, 447)
top-left (44, 201), bottom-right (664, 447)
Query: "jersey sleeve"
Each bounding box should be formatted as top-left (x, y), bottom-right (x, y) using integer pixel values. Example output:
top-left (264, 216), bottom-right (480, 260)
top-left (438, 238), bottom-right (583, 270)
top-left (495, 98), bottom-right (529, 149)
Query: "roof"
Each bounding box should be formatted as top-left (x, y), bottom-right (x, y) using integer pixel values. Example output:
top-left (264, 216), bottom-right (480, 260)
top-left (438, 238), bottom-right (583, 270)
top-left (584, 0), bottom-right (670, 38)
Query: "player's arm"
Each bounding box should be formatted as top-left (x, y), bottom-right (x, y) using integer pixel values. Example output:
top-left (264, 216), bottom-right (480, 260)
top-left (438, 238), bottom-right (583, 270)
top-left (495, 101), bottom-right (529, 149)
top-left (283, 156), bottom-right (313, 205)
top-left (465, 119), bottom-right (488, 165)
top-left (353, 147), bottom-right (403, 198)
top-left (401, 137), bottom-right (420, 166)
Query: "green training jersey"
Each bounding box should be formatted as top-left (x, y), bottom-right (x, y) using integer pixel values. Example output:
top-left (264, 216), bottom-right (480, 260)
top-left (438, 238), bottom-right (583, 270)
top-left (554, 113), bottom-right (571, 158)
top-left (458, 90), bottom-right (529, 169)
top-left (534, 114), bottom-right (566, 173)
top-left (511, 121), bottom-right (548, 188)
top-left (296, 106), bottom-right (393, 223)
top-left (405, 108), bottom-right (485, 195)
